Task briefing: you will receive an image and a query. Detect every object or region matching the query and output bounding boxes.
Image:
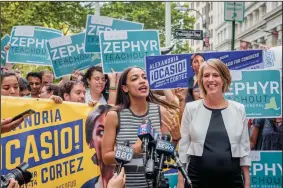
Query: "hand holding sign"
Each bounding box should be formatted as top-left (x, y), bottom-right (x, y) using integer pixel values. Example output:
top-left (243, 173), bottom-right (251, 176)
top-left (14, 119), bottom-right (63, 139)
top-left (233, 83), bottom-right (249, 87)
top-left (71, 70), bottom-right (83, 81)
top-left (108, 68), bottom-right (117, 84)
top-left (4, 42), bottom-right (10, 54)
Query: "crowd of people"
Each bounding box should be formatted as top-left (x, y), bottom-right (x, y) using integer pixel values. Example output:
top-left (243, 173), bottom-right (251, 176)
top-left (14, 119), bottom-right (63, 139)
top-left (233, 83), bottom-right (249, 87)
top-left (1, 53), bottom-right (282, 188)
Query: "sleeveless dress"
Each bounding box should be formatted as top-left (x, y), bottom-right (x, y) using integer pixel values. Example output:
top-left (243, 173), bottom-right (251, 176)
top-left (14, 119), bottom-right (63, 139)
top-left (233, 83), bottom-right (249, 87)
top-left (116, 102), bottom-right (162, 188)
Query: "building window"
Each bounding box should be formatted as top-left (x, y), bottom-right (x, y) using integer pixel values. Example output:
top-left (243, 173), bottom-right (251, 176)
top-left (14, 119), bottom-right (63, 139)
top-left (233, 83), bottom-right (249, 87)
top-left (211, 3), bottom-right (213, 10)
top-left (196, 13), bottom-right (200, 19)
top-left (224, 28), bottom-right (227, 40)
top-left (191, 2), bottom-right (194, 9)
top-left (209, 29), bottom-right (213, 38)
top-left (202, 7), bottom-right (205, 15)
top-left (263, 4), bottom-right (266, 15)
top-left (255, 10), bottom-right (259, 22)
top-left (191, 40), bottom-right (194, 45)
top-left (210, 43), bottom-right (213, 51)
top-left (196, 2), bottom-right (200, 7)
top-left (196, 23), bottom-right (200, 30)
top-left (244, 17), bottom-right (248, 31)
top-left (272, 2), bottom-right (277, 9)
top-left (210, 16), bottom-right (213, 24)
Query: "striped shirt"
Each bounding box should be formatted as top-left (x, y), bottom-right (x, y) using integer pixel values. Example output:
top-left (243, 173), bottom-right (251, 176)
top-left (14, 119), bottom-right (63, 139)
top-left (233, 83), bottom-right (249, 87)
top-left (116, 102), bottom-right (162, 188)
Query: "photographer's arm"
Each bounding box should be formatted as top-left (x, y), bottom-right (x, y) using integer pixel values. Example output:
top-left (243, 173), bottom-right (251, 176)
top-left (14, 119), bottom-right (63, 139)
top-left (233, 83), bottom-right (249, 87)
top-left (107, 167), bottom-right (126, 188)
top-left (8, 179), bottom-right (20, 188)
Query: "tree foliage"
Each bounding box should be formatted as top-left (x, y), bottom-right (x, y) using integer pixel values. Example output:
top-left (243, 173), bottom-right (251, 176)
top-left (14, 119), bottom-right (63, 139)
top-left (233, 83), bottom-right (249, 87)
top-left (1, 2), bottom-right (195, 76)
top-left (1, 2), bottom-right (94, 36)
top-left (101, 2), bottom-right (195, 49)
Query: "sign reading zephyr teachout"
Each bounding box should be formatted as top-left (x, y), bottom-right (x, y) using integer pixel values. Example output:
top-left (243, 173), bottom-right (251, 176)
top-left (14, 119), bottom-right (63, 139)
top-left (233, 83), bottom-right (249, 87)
top-left (100, 30), bottom-right (161, 73)
top-left (7, 26), bottom-right (63, 66)
top-left (250, 151), bottom-right (282, 188)
top-left (225, 69), bottom-right (282, 118)
top-left (46, 32), bottom-right (101, 78)
top-left (84, 15), bottom-right (143, 53)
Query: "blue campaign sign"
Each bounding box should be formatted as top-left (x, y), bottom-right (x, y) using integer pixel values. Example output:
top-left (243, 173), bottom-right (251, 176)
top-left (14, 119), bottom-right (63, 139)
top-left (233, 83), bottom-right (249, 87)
top-left (46, 32), bottom-right (101, 78)
top-left (146, 54), bottom-right (194, 90)
top-left (1, 34), bottom-right (10, 66)
top-left (100, 30), bottom-right (160, 73)
top-left (146, 50), bottom-right (263, 90)
top-left (85, 15), bottom-right (143, 53)
top-left (204, 49), bottom-right (263, 70)
top-left (7, 26), bottom-right (63, 66)
top-left (250, 151), bottom-right (282, 188)
top-left (225, 70), bottom-right (282, 118)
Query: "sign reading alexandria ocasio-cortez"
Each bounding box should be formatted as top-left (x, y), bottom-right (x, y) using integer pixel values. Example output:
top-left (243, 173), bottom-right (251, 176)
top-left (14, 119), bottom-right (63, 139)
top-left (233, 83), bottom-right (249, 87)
top-left (146, 50), bottom-right (263, 90)
top-left (100, 30), bottom-right (161, 73)
top-left (225, 70), bottom-right (282, 118)
top-left (7, 26), bottom-right (63, 66)
top-left (146, 54), bottom-right (194, 89)
top-left (46, 32), bottom-right (101, 78)
top-left (85, 15), bottom-right (143, 53)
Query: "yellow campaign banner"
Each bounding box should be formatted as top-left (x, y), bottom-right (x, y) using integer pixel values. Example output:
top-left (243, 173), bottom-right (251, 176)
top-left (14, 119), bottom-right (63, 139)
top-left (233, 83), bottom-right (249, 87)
top-left (1, 96), bottom-right (103, 188)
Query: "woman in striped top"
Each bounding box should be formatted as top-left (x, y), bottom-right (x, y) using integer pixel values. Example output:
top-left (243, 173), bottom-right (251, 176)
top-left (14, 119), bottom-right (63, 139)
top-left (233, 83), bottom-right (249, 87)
top-left (101, 67), bottom-right (181, 188)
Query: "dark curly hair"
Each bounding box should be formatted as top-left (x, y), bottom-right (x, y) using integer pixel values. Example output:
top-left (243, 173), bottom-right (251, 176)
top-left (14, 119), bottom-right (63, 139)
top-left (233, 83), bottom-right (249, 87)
top-left (45, 84), bottom-right (61, 96)
top-left (18, 78), bottom-right (31, 92)
top-left (60, 81), bottom-right (84, 100)
top-left (82, 66), bottom-right (109, 101)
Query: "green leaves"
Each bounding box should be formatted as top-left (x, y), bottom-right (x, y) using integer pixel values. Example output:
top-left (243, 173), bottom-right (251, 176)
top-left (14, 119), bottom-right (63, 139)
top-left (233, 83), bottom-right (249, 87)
top-left (100, 2), bottom-right (195, 51)
top-left (1, 2), bottom-right (196, 76)
top-left (1, 2), bottom-right (93, 36)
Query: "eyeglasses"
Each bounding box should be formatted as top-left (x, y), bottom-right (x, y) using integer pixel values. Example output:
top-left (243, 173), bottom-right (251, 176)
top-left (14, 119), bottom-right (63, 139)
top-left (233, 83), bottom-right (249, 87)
top-left (92, 77), bottom-right (107, 83)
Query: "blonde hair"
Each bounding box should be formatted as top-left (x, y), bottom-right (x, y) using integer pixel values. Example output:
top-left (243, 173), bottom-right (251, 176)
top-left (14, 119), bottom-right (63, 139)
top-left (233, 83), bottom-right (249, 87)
top-left (197, 58), bottom-right (232, 96)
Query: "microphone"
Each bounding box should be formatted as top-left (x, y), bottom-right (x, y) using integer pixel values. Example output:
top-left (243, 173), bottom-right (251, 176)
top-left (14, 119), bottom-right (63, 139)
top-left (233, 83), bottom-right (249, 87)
top-left (145, 139), bottom-right (156, 179)
top-left (155, 134), bottom-right (175, 187)
top-left (173, 151), bottom-right (192, 187)
top-left (137, 119), bottom-right (155, 163)
top-left (115, 140), bottom-right (133, 174)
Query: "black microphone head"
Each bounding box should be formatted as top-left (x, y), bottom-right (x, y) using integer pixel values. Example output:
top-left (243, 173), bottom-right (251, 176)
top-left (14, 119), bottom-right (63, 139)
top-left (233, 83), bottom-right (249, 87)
top-left (142, 118), bottom-right (151, 124)
top-left (161, 134), bottom-right (171, 142)
top-left (124, 140), bottom-right (130, 146)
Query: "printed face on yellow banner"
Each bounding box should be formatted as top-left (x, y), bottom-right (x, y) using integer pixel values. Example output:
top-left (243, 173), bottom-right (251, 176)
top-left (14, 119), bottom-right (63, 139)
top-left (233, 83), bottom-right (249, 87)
top-left (1, 97), bottom-right (113, 188)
